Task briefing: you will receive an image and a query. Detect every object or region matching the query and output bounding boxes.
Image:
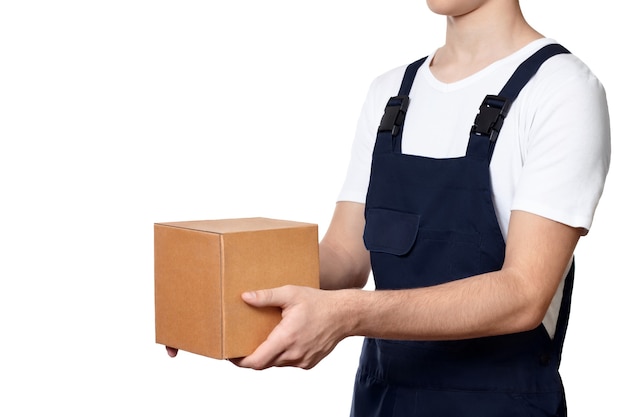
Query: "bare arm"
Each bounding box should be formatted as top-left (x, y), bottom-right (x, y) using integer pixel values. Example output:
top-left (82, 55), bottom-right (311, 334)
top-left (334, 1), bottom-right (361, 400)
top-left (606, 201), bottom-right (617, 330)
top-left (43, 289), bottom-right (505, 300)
top-left (318, 201), bottom-right (370, 290)
top-left (235, 209), bottom-right (581, 369)
top-left (341, 209), bottom-right (581, 340)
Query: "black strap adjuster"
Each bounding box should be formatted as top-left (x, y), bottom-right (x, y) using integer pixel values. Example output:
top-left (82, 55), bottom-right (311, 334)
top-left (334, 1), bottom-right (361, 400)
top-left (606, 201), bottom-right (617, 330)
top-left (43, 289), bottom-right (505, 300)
top-left (471, 95), bottom-right (511, 142)
top-left (378, 95), bottom-right (410, 136)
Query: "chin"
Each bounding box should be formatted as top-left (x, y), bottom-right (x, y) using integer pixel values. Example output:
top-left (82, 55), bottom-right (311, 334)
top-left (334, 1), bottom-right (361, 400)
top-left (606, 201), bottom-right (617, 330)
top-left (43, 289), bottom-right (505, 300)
top-left (426, 0), bottom-right (486, 17)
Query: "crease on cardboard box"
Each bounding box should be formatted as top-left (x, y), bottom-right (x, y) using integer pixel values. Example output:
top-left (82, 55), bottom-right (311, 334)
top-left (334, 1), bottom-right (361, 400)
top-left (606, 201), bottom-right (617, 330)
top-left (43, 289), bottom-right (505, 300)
top-left (219, 233), bottom-right (225, 359)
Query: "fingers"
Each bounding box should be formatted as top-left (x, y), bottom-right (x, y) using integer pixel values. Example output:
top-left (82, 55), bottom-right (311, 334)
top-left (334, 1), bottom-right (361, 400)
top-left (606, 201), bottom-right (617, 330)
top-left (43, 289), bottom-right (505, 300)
top-left (231, 338), bottom-right (286, 370)
top-left (166, 346), bottom-right (178, 357)
top-left (241, 286), bottom-right (290, 308)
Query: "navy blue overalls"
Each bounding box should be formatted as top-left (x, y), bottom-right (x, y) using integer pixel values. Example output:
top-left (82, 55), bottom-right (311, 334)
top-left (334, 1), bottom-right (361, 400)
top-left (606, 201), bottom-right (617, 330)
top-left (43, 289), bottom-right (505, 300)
top-left (351, 44), bottom-right (575, 416)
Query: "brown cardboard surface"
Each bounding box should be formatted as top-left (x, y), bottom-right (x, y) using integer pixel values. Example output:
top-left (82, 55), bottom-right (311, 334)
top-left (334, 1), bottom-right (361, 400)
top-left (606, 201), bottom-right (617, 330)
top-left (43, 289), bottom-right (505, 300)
top-left (154, 217), bottom-right (319, 359)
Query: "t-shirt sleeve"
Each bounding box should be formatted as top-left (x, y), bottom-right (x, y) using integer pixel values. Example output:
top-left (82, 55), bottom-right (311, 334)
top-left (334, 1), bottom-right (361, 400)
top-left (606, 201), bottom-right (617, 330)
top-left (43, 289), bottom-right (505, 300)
top-left (337, 70), bottom-right (402, 203)
top-left (336, 83), bottom-right (380, 203)
top-left (511, 55), bottom-right (611, 233)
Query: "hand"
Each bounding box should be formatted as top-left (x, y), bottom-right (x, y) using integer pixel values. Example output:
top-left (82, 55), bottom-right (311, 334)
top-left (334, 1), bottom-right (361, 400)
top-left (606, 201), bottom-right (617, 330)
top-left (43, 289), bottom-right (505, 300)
top-left (231, 285), bottom-right (347, 370)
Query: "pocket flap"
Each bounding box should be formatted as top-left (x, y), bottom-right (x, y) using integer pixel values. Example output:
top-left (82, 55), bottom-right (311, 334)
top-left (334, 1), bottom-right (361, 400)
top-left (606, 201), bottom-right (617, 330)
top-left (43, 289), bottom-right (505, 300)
top-left (363, 208), bottom-right (420, 256)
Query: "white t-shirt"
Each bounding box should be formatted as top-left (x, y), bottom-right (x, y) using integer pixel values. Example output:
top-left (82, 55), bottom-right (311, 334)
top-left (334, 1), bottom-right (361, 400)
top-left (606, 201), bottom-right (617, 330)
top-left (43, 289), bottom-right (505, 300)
top-left (338, 38), bottom-right (611, 337)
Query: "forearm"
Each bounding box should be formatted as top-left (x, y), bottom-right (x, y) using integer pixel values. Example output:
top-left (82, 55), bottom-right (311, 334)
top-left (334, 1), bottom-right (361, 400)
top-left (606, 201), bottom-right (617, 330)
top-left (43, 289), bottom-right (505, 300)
top-left (336, 268), bottom-right (541, 341)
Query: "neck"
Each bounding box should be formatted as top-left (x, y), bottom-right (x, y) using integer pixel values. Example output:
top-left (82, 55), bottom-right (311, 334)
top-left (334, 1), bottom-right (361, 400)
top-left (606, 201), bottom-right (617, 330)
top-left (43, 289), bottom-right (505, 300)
top-left (431, 1), bottom-right (543, 82)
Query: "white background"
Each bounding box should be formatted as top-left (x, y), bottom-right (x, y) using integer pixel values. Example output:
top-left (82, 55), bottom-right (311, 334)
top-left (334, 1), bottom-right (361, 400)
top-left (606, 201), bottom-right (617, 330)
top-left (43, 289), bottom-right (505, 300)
top-left (0, 1), bottom-right (622, 415)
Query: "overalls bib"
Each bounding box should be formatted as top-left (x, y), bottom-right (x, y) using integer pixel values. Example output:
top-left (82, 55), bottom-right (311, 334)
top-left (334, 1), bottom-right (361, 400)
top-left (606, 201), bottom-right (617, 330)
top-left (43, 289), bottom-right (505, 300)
top-left (351, 44), bottom-right (575, 417)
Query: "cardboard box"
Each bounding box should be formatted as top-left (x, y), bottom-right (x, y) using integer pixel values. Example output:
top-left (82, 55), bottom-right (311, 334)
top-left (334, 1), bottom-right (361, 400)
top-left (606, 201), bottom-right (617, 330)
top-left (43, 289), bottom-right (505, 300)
top-left (154, 217), bottom-right (319, 359)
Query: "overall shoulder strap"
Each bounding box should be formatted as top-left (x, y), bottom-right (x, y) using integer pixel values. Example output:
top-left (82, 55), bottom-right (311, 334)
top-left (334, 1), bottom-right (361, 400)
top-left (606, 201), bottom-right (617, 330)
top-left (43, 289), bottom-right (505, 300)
top-left (499, 43), bottom-right (570, 100)
top-left (375, 57), bottom-right (427, 154)
top-left (467, 44), bottom-right (571, 161)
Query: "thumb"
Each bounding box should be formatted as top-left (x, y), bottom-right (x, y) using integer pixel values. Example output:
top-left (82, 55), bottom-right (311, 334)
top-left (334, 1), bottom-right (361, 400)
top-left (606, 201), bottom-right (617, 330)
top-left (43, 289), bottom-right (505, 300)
top-left (241, 287), bottom-right (283, 308)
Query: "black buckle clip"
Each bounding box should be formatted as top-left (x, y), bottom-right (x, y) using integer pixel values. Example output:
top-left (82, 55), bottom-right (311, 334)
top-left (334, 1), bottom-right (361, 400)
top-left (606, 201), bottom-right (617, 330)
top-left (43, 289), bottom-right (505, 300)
top-left (471, 95), bottom-right (511, 142)
top-left (378, 95), bottom-right (410, 136)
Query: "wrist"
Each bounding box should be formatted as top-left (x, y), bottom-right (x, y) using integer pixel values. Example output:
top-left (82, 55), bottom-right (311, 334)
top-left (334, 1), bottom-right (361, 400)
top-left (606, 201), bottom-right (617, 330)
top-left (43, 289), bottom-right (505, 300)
top-left (331, 288), bottom-right (367, 338)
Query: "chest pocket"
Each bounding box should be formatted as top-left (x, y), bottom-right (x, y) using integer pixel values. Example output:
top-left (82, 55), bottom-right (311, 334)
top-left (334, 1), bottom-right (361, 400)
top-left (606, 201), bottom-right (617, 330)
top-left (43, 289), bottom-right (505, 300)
top-left (364, 208), bottom-right (482, 288)
top-left (363, 208), bottom-right (420, 255)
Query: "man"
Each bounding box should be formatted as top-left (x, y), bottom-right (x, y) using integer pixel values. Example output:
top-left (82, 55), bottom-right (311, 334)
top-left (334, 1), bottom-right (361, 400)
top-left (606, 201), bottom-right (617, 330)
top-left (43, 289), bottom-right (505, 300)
top-left (170, 1), bottom-right (611, 415)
